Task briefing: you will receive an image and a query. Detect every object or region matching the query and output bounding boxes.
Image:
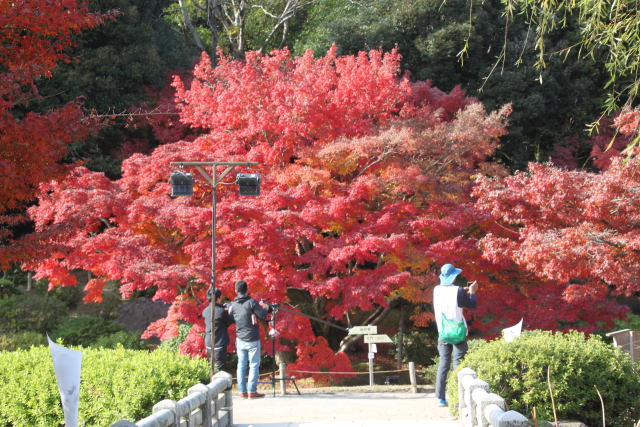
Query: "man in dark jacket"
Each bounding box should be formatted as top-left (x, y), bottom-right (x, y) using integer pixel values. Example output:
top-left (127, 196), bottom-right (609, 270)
top-left (229, 279), bottom-right (270, 399)
top-left (203, 288), bottom-right (234, 371)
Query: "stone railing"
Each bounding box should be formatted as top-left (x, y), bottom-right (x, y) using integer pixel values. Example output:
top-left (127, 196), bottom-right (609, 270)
top-left (457, 367), bottom-right (529, 427)
top-left (111, 371), bottom-right (233, 427)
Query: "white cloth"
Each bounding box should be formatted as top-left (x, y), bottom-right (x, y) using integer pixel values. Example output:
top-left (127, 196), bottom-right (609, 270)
top-left (502, 318), bottom-right (523, 342)
top-left (433, 285), bottom-right (466, 334)
top-left (48, 336), bottom-right (82, 427)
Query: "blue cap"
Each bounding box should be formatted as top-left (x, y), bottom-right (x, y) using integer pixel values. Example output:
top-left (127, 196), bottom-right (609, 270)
top-left (439, 264), bottom-right (461, 285)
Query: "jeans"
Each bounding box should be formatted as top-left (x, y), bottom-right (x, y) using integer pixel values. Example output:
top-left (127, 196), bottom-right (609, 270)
top-left (236, 339), bottom-right (261, 393)
top-left (435, 338), bottom-right (468, 400)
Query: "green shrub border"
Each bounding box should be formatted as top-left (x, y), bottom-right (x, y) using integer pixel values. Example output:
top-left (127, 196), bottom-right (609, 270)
top-left (446, 330), bottom-right (640, 426)
top-left (0, 346), bottom-right (208, 426)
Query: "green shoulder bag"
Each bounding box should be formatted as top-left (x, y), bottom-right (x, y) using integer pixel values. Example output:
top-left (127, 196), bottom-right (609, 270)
top-left (440, 313), bottom-right (467, 344)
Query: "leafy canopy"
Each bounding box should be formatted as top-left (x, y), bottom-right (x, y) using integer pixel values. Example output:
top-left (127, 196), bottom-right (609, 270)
top-left (20, 47), bottom-right (515, 371)
top-left (0, 0), bottom-right (110, 248)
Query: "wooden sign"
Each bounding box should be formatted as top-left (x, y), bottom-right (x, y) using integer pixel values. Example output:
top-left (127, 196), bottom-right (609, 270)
top-left (364, 334), bottom-right (392, 344)
top-left (348, 325), bottom-right (378, 335)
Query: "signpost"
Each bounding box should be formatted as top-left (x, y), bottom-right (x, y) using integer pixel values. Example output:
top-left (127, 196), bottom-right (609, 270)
top-left (349, 326), bottom-right (393, 387)
top-left (348, 325), bottom-right (377, 335)
top-left (364, 334), bottom-right (392, 344)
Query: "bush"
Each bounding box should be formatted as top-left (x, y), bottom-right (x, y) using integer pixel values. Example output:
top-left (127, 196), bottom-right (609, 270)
top-left (447, 330), bottom-right (640, 426)
top-left (0, 293), bottom-right (68, 333)
top-left (51, 316), bottom-right (123, 346)
top-left (74, 287), bottom-right (123, 319)
top-left (0, 332), bottom-right (47, 351)
top-left (91, 331), bottom-right (147, 350)
top-left (390, 328), bottom-right (438, 365)
top-left (0, 346), bottom-right (208, 425)
top-left (49, 284), bottom-right (84, 309)
top-left (0, 278), bottom-right (21, 299)
top-left (159, 323), bottom-right (192, 353)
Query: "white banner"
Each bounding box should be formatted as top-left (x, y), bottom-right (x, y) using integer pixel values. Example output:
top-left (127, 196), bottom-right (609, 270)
top-left (502, 318), bottom-right (523, 343)
top-left (48, 336), bottom-right (82, 427)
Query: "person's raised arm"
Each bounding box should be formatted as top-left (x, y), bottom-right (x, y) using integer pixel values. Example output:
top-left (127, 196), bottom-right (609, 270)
top-left (458, 281), bottom-right (478, 308)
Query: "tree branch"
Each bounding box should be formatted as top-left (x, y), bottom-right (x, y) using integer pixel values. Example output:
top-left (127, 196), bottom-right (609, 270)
top-left (178, 0), bottom-right (206, 52)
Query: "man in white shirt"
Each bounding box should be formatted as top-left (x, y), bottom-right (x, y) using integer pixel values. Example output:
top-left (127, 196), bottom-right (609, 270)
top-left (433, 263), bottom-right (478, 407)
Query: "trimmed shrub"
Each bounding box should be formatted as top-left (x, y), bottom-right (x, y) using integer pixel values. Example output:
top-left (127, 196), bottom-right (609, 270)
top-left (0, 346), bottom-right (208, 426)
top-left (0, 332), bottom-right (48, 351)
top-left (447, 330), bottom-right (640, 426)
top-left (0, 294), bottom-right (68, 333)
top-left (159, 323), bottom-right (192, 353)
top-left (91, 331), bottom-right (147, 350)
top-left (51, 316), bottom-right (123, 346)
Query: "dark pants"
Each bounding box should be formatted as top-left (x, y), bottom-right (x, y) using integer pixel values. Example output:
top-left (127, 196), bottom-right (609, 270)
top-left (207, 346), bottom-right (228, 371)
top-left (435, 338), bottom-right (468, 400)
top-left (215, 347), bottom-right (227, 371)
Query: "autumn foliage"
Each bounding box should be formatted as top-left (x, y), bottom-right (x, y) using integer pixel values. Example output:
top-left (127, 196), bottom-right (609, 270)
top-left (0, 0), bottom-right (110, 249)
top-left (473, 158), bottom-right (639, 332)
top-left (14, 46), bottom-right (519, 371)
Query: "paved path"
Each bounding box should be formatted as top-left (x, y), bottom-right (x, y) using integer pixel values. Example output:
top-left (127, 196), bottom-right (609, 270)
top-left (232, 390), bottom-right (458, 427)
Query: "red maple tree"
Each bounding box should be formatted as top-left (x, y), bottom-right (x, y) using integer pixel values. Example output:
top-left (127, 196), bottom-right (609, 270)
top-left (21, 46), bottom-right (515, 374)
top-left (473, 155), bottom-right (636, 333)
top-left (0, 0), bottom-right (110, 257)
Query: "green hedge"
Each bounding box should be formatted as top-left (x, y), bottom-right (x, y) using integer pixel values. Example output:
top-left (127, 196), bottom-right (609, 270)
top-left (0, 346), bottom-right (208, 426)
top-left (0, 294), bottom-right (68, 333)
top-left (447, 330), bottom-right (640, 426)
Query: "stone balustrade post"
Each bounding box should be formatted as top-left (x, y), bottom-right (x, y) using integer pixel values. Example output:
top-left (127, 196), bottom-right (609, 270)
top-left (189, 383), bottom-right (212, 427)
top-left (457, 367), bottom-right (477, 419)
top-left (152, 399), bottom-right (179, 426)
top-left (462, 377), bottom-right (489, 427)
top-left (473, 390), bottom-right (505, 427)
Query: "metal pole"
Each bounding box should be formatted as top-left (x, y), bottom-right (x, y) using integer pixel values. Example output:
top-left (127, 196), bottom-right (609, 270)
top-left (210, 171), bottom-right (218, 380)
top-left (169, 160), bottom-right (258, 380)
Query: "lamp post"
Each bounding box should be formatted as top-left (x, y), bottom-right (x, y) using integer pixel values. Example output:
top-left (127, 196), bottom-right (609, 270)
top-left (170, 161), bottom-right (259, 379)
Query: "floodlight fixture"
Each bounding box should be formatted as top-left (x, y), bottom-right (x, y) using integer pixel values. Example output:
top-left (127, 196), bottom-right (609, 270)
top-left (170, 170), bottom-right (194, 197)
top-left (236, 173), bottom-right (261, 196)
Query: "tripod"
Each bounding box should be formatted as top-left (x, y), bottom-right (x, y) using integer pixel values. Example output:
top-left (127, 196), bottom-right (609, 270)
top-left (258, 304), bottom-right (300, 396)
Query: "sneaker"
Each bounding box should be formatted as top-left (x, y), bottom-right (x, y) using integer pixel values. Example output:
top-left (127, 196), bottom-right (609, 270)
top-left (248, 392), bottom-right (265, 399)
top-left (437, 398), bottom-right (448, 407)
top-left (239, 392), bottom-right (248, 399)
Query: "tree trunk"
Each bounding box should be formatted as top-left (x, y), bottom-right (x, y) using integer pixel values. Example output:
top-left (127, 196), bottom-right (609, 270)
top-left (208, 0), bottom-right (220, 64)
top-left (337, 305), bottom-right (393, 353)
top-left (397, 302), bottom-right (405, 370)
top-left (178, 0), bottom-right (206, 52)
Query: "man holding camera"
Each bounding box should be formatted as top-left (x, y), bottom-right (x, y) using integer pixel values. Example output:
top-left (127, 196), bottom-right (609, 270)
top-left (229, 279), bottom-right (270, 399)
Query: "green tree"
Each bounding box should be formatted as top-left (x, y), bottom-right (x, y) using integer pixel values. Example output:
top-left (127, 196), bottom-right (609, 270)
top-left (167, 0), bottom-right (317, 61)
top-left (33, 0), bottom-right (196, 178)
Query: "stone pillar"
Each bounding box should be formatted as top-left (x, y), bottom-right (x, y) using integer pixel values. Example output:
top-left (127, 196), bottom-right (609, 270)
top-left (153, 399), bottom-right (179, 426)
top-left (473, 390), bottom-right (505, 427)
top-left (457, 368), bottom-right (477, 422)
top-left (463, 377), bottom-right (489, 427)
top-left (190, 383), bottom-right (212, 427)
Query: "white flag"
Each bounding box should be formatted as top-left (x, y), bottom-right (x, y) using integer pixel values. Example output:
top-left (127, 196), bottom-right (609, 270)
top-left (48, 336), bottom-right (82, 427)
top-left (502, 318), bottom-right (523, 343)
